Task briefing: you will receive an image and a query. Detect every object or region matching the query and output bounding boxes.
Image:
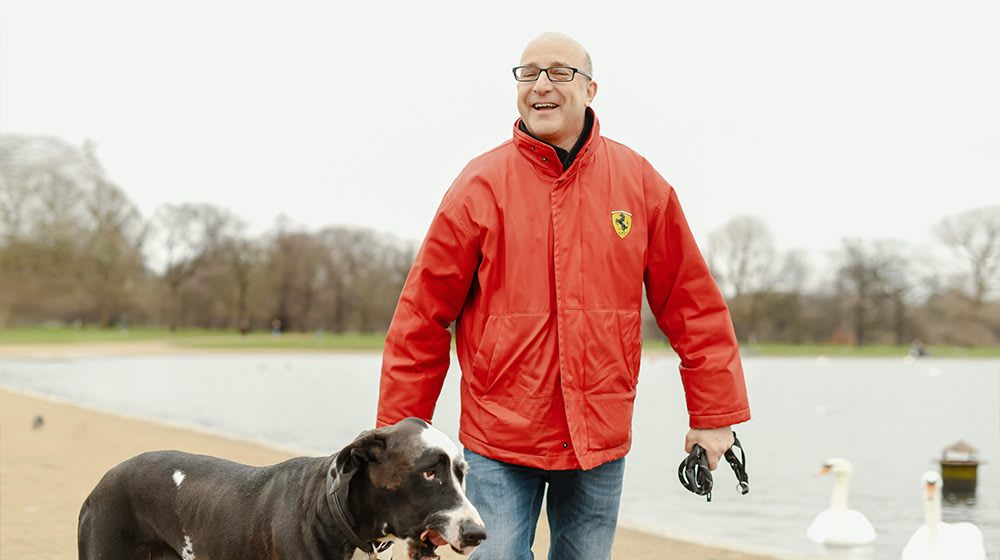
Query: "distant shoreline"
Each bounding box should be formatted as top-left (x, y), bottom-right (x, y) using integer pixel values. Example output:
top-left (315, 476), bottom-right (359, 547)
top-left (1, 332), bottom-right (998, 360)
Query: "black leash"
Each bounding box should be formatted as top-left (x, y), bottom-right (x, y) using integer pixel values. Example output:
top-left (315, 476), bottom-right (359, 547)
top-left (677, 431), bottom-right (750, 502)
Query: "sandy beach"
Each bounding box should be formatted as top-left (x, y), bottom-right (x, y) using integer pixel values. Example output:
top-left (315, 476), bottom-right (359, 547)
top-left (0, 344), bottom-right (779, 560)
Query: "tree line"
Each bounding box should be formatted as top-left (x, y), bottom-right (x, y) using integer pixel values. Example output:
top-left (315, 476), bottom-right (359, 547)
top-left (0, 135), bottom-right (414, 334)
top-left (1, 134), bottom-right (998, 346)
top-left (701, 211), bottom-right (999, 347)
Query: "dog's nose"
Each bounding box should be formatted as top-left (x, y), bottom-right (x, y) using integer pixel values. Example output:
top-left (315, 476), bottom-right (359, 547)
top-left (460, 520), bottom-right (487, 547)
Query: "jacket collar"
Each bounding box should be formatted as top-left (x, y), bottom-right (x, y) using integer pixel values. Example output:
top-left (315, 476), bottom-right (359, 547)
top-left (513, 107), bottom-right (601, 179)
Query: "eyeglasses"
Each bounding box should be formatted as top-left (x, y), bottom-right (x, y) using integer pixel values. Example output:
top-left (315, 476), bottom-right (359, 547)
top-left (512, 66), bottom-right (592, 83)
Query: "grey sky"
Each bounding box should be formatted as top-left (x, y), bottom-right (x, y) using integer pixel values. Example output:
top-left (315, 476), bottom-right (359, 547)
top-left (2, 1), bottom-right (998, 258)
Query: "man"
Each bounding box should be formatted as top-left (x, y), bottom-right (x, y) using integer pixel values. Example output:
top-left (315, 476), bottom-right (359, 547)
top-left (377, 33), bottom-right (750, 560)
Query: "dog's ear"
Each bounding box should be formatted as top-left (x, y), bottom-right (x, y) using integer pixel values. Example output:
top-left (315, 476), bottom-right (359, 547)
top-left (334, 429), bottom-right (387, 476)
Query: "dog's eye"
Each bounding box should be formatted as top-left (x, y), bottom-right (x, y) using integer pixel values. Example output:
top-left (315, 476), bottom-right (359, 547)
top-left (423, 470), bottom-right (436, 481)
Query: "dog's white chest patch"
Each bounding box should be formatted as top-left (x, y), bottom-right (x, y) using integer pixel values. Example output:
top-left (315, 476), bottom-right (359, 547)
top-left (349, 542), bottom-right (393, 560)
top-left (181, 535), bottom-right (195, 559)
top-left (173, 469), bottom-right (186, 487)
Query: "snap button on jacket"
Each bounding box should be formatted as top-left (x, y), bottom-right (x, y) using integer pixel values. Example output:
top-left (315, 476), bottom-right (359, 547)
top-left (378, 111), bottom-right (750, 470)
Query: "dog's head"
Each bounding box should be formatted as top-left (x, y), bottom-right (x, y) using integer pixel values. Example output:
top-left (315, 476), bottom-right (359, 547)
top-left (331, 418), bottom-right (486, 559)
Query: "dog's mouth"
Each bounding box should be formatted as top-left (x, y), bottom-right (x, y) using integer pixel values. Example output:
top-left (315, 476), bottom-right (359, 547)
top-left (407, 528), bottom-right (477, 560)
top-left (407, 532), bottom-right (442, 560)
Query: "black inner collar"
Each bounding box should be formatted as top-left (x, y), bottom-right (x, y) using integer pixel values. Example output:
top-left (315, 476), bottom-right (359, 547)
top-left (519, 109), bottom-right (594, 171)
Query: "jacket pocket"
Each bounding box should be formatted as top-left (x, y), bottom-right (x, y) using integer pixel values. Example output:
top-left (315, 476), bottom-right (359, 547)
top-left (471, 315), bottom-right (501, 389)
top-left (473, 313), bottom-right (557, 397)
top-left (617, 310), bottom-right (642, 389)
top-left (580, 309), bottom-right (642, 394)
top-left (585, 392), bottom-right (635, 453)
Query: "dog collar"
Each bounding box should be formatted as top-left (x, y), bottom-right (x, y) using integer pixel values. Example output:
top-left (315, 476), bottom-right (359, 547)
top-left (325, 465), bottom-right (393, 558)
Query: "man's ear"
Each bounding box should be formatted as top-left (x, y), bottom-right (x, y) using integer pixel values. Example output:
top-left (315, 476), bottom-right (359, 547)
top-left (585, 80), bottom-right (598, 106)
top-left (333, 429), bottom-right (387, 476)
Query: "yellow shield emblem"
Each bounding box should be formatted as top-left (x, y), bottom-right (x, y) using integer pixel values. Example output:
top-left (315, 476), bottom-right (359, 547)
top-left (612, 210), bottom-right (632, 239)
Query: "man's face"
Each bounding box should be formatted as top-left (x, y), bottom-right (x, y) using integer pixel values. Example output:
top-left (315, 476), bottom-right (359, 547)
top-left (516, 36), bottom-right (597, 151)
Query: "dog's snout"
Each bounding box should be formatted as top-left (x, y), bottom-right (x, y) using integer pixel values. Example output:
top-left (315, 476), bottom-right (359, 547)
top-left (460, 519), bottom-right (487, 547)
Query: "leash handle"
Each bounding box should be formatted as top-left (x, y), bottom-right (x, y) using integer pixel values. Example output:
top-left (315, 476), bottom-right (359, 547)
top-left (677, 443), bottom-right (713, 501)
top-left (677, 431), bottom-right (750, 501)
top-left (726, 433), bottom-right (750, 495)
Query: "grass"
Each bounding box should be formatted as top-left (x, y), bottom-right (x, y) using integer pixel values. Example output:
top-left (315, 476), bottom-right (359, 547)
top-left (744, 343), bottom-right (1000, 358)
top-left (2, 327), bottom-right (998, 358)
top-left (0, 326), bottom-right (194, 343)
top-left (175, 331), bottom-right (387, 351)
top-left (0, 326), bottom-right (386, 351)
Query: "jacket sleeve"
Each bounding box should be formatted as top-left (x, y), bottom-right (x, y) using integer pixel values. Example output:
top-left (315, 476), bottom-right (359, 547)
top-left (642, 162), bottom-right (751, 429)
top-left (376, 183), bottom-right (481, 428)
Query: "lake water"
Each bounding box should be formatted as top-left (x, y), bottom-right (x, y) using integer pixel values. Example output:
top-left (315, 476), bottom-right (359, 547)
top-left (1, 353), bottom-right (997, 559)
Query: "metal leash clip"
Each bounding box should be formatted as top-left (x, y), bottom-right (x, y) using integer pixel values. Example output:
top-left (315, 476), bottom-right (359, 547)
top-left (677, 431), bottom-right (750, 502)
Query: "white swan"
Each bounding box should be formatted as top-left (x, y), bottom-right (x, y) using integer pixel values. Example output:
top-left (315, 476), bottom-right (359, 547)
top-left (806, 458), bottom-right (876, 546)
top-left (901, 471), bottom-right (985, 560)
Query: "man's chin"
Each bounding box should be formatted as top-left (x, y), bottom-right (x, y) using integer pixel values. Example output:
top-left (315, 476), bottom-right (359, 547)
top-left (523, 121), bottom-right (563, 145)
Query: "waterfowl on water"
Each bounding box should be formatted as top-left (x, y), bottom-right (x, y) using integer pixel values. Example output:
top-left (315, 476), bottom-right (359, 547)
top-left (901, 471), bottom-right (985, 560)
top-left (806, 458), bottom-right (876, 546)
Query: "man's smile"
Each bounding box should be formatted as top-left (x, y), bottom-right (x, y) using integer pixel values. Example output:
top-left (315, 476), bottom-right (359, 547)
top-left (532, 102), bottom-right (559, 111)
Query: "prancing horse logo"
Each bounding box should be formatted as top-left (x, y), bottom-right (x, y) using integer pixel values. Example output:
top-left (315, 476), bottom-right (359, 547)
top-left (612, 210), bottom-right (632, 239)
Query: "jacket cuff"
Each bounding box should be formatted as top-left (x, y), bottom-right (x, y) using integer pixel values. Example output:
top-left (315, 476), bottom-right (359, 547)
top-left (688, 408), bottom-right (751, 430)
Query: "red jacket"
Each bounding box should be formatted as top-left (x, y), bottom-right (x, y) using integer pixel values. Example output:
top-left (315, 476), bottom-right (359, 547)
top-left (378, 111), bottom-right (749, 470)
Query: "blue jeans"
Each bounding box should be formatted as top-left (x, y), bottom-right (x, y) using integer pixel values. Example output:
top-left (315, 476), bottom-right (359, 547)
top-left (464, 449), bottom-right (625, 560)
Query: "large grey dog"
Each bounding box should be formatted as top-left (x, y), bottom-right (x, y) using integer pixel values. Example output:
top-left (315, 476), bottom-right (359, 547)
top-left (78, 418), bottom-right (486, 560)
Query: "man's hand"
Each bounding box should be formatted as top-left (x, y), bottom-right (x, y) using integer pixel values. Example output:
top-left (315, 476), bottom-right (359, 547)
top-left (684, 427), bottom-right (734, 471)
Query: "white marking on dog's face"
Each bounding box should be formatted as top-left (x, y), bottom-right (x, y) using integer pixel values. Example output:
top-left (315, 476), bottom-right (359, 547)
top-left (418, 424), bottom-right (484, 551)
top-left (173, 470), bottom-right (186, 487)
top-left (181, 535), bottom-right (195, 560)
top-left (419, 424), bottom-right (461, 460)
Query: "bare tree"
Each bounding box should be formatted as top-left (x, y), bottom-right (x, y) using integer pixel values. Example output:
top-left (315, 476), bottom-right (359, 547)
top-left (835, 239), bottom-right (911, 346)
top-left (77, 141), bottom-right (148, 326)
top-left (0, 135), bottom-right (148, 326)
top-left (709, 216), bottom-right (776, 297)
top-left (0, 138), bottom-right (36, 242)
top-left (194, 207), bottom-right (255, 330)
top-left (761, 250), bottom-right (811, 343)
top-left (254, 219), bottom-right (330, 333)
top-left (153, 203), bottom-right (241, 330)
top-left (0, 135), bottom-right (90, 243)
top-left (935, 205), bottom-right (1000, 305)
top-left (708, 215), bottom-right (777, 341)
top-left (314, 226), bottom-right (415, 333)
top-left (225, 237), bottom-right (259, 331)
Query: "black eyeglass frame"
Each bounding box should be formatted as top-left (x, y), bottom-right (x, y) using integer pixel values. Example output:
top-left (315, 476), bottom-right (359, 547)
top-left (512, 65), bottom-right (593, 83)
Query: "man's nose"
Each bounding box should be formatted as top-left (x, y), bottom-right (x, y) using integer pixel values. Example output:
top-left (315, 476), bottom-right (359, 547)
top-left (531, 72), bottom-right (554, 94)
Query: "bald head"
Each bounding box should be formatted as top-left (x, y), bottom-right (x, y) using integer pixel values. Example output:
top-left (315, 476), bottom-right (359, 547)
top-left (515, 32), bottom-right (598, 151)
top-left (521, 32), bottom-right (592, 76)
